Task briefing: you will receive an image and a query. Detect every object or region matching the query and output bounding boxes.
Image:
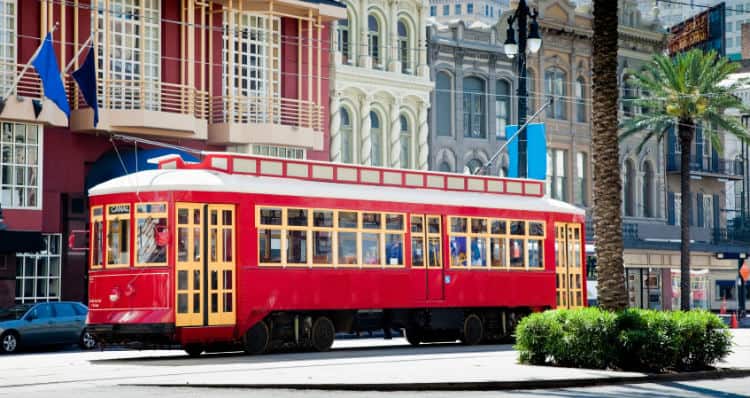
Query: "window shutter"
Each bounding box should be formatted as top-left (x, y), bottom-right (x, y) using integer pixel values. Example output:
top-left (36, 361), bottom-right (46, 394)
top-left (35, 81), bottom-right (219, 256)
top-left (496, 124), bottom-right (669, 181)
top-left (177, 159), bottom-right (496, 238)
top-left (668, 192), bottom-right (675, 225)
top-left (713, 194), bottom-right (721, 235)
top-left (695, 125), bottom-right (703, 169)
top-left (667, 124), bottom-right (677, 170)
top-left (689, 194), bottom-right (694, 226)
top-left (697, 193), bottom-right (704, 228)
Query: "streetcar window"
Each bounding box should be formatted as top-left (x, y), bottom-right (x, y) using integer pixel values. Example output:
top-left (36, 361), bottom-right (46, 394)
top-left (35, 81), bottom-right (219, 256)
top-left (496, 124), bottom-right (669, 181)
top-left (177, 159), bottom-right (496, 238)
top-left (410, 216), bottom-right (423, 233)
top-left (107, 204), bottom-right (131, 268)
top-left (450, 236), bottom-right (467, 267)
top-left (510, 221), bottom-right (525, 235)
top-left (259, 229), bottom-right (282, 263)
top-left (362, 232), bottom-right (381, 265)
top-left (313, 231), bottom-right (332, 264)
top-left (313, 210), bottom-right (333, 227)
top-left (428, 237), bottom-right (442, 268)
top-left (288, 209), bottom-right (308, 226)
top-left (135, 202), bottom-right (168, 266)
top-left (471, 219), bottom-right (487, 234)
top-left (260, 208), bottom-right (282, 225)
top-left (490, 237), bottom-right (506, 268)
top-left (529, 222), bottom-right (545, 236)
top-left (90, 206), bottom-right (104, 269)
top-left (528, 239), bottom-right (544, 269)
top-left (470, 237), bottom-right (487, 266)
top-left (362, 213), bottom-right (381, 229)
top-left (386, 214), bottom-right (404, 230)
top-left (386, 234), bottom-right (403, 265)
top-left (510, 239), bottom-right (524, 267)
top-left (411, 237), bottom-right (424, 267)
top-left (287, 230), bottom-right (308, 264)
top-left (338, 232), bottom-right (358, 265)
top-left (451, 217), bottom-right (467, 233)
top-left (338, 212), bottom-right (358, 228)
top-left (491, 219), bottom-right (506, 234)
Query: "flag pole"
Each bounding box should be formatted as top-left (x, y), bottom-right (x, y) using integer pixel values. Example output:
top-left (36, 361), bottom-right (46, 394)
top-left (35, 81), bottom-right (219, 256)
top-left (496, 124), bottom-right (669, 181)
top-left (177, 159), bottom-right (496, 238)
top-left (2, 23), bottom-right (60, 100)
top-left (63, 32), bottom-right (94, 74)
top-left (474, 97), bottom-right (553, 176)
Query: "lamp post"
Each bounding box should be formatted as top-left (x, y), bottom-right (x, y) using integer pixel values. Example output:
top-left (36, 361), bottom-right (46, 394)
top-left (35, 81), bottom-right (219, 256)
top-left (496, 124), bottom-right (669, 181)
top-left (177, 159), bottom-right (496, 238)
top-left (503, 0), bottom-right (541, 178)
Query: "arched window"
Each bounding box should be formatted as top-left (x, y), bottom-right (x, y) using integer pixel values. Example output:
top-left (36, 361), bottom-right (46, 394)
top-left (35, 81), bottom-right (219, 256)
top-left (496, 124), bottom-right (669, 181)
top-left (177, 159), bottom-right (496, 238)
top-left (368, 14), bottom-right (381, 68)
top-left (399, 115), bottom-right (410, 168)
top-left (466, 159), bottom-right (483, 174)
top-left (622, 74), bottom-right (635, 117)
top-left (496, 80), bottom-right (510, 140)
top-left (439, 161), bottom-right (452, 172)
top-left (624, 159), bottom-right (636, 217)
top-left (643, 161), bottom-right (655, 218)
top-left (370, 111), bottom-right (382, 166)
top-left (575, 77), bottom-right (586, 123)
top-left (545, 67), bottom-right (567, 119)
top-left (436, 71), bottom-right (452, 136)
top-left (337, 13), bottom-right (351, 64)
top-left (341, 107), bottom-right (353, 163)
top-left (463, 76), bottom-right (486, 138)
top-left (398, 20), bottom-right (409, 74)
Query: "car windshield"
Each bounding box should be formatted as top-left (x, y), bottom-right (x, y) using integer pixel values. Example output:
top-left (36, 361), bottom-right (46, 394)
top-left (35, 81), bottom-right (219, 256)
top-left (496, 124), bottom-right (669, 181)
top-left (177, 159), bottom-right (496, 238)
top-left (0, 304), bottom-right (33, 321)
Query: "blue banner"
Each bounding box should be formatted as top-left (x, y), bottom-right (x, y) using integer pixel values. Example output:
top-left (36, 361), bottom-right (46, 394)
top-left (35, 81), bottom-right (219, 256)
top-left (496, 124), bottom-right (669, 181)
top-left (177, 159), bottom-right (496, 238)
top-left (32, 33), bottom-right (70, 118)
top-left (72, 44), bottom-right (99, 127)
top-left (505, 123), bottom-right (546, 180)
top-left (506, 125), bottom-right (518, 178)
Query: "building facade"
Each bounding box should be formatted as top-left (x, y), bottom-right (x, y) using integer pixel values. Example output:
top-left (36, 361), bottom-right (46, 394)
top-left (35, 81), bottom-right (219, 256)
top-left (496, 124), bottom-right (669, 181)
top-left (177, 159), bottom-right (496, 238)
top-left (0, 0), bottom-right (342, 307)
top-left (428, 0), bottom-right (509, 25)
top-left (616, 0), bottom-right (747, 311)
top-left (427, 21), bottom-right (514, 174)
top-left (329, 0), bottom-right (434, 169)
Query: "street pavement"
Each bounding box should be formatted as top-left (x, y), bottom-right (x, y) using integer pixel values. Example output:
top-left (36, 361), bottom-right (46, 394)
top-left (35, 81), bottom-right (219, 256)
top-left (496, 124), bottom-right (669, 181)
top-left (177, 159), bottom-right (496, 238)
top-left (0, 330), bottom-right (750, 397)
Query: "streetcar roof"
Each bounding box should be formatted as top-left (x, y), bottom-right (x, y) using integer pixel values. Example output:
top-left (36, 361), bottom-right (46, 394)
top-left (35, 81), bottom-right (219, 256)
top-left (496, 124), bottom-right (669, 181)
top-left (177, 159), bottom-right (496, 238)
top-left (89, 169), bottom-right (585, 216)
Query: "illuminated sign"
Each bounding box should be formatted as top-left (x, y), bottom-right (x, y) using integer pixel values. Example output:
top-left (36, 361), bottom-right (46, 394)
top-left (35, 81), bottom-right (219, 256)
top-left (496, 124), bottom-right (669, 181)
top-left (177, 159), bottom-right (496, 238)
top-left (668, 2), bottom-right (725, 56)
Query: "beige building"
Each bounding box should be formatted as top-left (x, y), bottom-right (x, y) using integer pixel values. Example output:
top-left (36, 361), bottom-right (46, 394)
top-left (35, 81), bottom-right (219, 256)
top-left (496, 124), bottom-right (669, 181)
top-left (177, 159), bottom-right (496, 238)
top-left (329, 0), bottom-right (434, 169)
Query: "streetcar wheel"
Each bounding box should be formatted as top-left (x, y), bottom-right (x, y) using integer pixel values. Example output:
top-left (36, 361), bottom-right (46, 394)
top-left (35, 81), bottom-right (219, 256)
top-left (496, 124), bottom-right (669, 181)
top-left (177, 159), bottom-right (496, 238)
top-left (243, 321), bottom-right (270, 355)
top-left (79, 330), bottom-right (97, 350)
top-left (311, 316), bottom-right (335, 352)
top-left (1, 332), bottom-right (19, 353)
top-left (461, 314), bottom-right (484, 345)
top-left (405, 328), bottom-right (422, 346)
top-left (184, 344), bottom-right (204, 357)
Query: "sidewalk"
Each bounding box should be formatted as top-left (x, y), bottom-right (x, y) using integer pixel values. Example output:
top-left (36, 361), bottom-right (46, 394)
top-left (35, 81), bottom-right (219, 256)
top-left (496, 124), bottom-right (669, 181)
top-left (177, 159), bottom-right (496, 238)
top-left (119, 329), bottom-right (750, 391)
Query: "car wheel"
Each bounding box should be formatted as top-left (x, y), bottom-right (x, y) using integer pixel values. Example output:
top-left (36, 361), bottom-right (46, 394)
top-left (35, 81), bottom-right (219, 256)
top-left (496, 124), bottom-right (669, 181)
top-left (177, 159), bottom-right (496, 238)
top-left (311, 316), bottom-right (335, 352)
top-left (243, 321), bottom-right (270, 355)
top-left (1, 332), bottom-right (19, 353)
top-left (79, 330), bottom-right (97, 350)
top-left (184, 344), bottom-right (204, 357)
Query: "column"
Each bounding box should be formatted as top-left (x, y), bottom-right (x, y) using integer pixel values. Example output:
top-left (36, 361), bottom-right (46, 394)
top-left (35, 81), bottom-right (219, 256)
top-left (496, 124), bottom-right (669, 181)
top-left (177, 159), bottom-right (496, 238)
top-left (331, 20), bottom-right (342, 65)
top-left (389, 0), bottom-right (401, 72)
top-left (390, 98), bottom-right (402, 168)
top-left (417, 4), bottom-right (429, 77)
top-left (360, 95), bottom-right (373, 165)
top-left (359, 0), bottom-right (371, 68)
top-left (418, 100), bottom-right (429, 170)
top-left (330, 91), bottom-right (343, 162)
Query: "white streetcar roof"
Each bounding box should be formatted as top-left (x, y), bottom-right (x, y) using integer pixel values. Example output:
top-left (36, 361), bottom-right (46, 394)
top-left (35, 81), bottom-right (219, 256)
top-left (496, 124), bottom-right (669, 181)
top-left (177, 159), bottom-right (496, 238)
top-left (89, 169), bottom-right (585, 216)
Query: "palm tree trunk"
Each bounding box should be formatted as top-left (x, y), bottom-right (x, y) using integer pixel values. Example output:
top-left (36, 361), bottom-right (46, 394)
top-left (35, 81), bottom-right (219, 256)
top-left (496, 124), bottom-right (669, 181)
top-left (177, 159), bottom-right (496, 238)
top-left (678, 119), bottom-right (694, 311)
top-left (592, 0), bottom-right (627, 311)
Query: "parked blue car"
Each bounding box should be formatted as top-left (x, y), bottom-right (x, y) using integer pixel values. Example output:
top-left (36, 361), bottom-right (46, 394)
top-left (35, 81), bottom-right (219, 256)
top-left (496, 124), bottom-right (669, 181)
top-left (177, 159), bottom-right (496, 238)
top-left (0, 302), bottom-right (96, 353)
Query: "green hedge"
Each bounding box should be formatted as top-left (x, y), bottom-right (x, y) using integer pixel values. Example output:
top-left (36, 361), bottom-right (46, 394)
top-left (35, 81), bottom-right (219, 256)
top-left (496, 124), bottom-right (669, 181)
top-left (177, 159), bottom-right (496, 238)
top-left (515, 308), bottom-right (732, 372)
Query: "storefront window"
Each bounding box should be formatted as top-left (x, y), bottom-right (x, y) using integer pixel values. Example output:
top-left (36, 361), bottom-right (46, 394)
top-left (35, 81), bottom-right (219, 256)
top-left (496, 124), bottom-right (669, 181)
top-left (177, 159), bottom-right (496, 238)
top-left (15, 234), bottom-right (62, 303)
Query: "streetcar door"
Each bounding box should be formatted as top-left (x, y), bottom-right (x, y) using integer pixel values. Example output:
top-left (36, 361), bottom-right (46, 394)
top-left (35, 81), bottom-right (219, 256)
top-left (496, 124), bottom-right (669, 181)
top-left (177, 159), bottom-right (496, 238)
top-left (206, 205), bottom-right (236, 326)
top-left (412, 214), bottom-right (445, 300)
top-left (175, 204), bottom-right (204, 327)
top-left (555, 223), bottom-right (584, 309)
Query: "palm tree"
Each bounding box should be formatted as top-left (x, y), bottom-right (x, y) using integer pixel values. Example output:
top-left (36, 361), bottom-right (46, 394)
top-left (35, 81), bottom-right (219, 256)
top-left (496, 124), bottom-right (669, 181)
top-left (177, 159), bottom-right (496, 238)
top-left (592, 0), bottom-right (628, 311)
top-left (620, 49), bottom-right (749, 310)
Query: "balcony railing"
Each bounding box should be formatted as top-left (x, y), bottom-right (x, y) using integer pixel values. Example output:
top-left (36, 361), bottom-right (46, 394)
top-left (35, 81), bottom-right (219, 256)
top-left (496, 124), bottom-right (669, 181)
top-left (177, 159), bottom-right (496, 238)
top-left (211, 95), bottom-right (324, 132)
top-left (0, 62), bottom-right (44, 99)
top-left (70, 79), bottom-right (209, 121)
top-left (667, 154), bottom-right (744, 177)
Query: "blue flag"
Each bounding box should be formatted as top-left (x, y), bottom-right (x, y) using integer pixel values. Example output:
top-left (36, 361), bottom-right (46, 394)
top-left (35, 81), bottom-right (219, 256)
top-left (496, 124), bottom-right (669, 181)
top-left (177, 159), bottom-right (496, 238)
top-left (506, 125), bottom-right (519, 178)
top-left (72, 44), bottom-right (99, 127)
top-left (31, 33), bottom-right (70, 118)
top-left (505, 123), bottom-right (546, 180)
top-left (527, 123), bottom-right (547, 181)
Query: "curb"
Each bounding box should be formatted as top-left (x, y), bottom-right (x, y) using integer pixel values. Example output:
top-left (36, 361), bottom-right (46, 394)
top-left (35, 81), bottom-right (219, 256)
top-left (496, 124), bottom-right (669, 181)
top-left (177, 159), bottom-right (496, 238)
top-left (124, 367), bottom-right (750, 391)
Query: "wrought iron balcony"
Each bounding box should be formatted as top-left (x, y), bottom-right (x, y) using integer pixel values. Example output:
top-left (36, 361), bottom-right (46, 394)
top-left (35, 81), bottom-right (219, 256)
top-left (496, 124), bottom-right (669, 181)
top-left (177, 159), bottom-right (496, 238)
top-left (667, 154), bottom-right (744, 179)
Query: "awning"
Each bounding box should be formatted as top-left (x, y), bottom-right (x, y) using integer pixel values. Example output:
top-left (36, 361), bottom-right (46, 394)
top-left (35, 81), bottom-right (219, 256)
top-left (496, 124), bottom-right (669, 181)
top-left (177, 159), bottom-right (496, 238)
top-left (0, 230), bottom-right (44, 254)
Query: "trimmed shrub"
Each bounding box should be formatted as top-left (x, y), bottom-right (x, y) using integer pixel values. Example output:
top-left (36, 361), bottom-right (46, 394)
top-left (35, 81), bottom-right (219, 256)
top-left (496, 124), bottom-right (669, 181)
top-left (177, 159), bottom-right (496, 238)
top-left (515, 308), bottom-right (732, 372)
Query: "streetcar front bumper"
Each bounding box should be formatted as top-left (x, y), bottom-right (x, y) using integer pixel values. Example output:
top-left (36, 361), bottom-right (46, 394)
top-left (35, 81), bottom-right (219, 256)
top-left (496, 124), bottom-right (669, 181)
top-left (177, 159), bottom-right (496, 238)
top-left (88, 323), bottom-right (176, 346)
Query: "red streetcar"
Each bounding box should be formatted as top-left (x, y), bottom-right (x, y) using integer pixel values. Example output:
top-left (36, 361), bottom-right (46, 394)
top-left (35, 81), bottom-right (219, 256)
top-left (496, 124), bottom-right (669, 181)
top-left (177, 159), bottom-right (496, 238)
top-left (86, 152), bottom-right (586, 356)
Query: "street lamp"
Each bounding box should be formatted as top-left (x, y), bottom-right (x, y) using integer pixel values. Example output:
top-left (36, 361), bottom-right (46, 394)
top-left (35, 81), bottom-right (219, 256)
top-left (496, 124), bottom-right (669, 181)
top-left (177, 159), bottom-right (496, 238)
top-left (503, 0), bottom-right (541, 178)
